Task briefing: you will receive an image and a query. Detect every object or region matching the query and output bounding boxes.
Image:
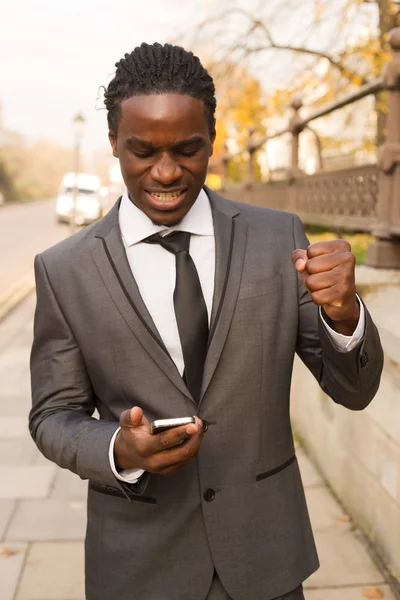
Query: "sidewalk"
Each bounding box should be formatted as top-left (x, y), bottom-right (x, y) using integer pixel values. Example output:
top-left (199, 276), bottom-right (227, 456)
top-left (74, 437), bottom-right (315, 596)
top-left (0, 294), bottom-right (397, 600)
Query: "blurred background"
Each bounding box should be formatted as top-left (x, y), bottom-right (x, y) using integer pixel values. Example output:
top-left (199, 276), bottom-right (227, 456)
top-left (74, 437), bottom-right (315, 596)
top-left (0, 1), bottom-right (400, 599)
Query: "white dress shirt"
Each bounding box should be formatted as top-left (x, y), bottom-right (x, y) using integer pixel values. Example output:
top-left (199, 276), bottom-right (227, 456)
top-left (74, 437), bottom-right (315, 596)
top-left (109, 189), bottom-right (365, 483)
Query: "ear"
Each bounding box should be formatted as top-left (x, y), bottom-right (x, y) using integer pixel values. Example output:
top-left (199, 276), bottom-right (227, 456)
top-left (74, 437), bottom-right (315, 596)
top-left (209, 130), bottom-right (216, 157)
top-left (108, 130), bottom-right (119, 158)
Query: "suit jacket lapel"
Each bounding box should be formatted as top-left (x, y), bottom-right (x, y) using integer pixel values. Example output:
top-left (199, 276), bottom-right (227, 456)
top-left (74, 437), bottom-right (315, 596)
top-left (90, 203), bottom-right (193, 402)
top-left (200, 189), bottom-right (247, 402)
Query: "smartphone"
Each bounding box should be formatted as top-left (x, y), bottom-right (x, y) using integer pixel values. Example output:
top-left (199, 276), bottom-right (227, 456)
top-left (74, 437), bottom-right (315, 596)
top-left (150, 417), bottom-right (195, 434)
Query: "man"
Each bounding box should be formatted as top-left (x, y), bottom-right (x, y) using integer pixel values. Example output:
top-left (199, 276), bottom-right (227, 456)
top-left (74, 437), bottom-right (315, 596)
top-left (30, 43), bottom-right (383, 600)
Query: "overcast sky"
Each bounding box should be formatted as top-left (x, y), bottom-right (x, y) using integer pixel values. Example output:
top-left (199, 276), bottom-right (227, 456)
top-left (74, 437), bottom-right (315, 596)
top-left (0, 0), bottom-right (207, 156)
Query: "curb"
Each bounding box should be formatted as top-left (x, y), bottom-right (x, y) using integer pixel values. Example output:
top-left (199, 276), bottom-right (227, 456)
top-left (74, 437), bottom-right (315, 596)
top-left (0, 270), bottom-right (35, 323)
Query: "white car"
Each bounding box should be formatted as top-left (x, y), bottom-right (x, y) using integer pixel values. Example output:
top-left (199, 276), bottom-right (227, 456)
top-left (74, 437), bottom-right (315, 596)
top-left (56, 172), bottom-right (103, 225)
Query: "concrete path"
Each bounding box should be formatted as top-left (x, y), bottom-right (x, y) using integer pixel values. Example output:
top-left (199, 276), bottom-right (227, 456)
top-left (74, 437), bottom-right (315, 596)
top-left (0, 294), bottom-right (397, 600)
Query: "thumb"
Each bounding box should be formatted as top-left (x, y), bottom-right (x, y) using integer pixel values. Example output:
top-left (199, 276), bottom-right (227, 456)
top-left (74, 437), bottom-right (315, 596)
top-left (291, 249), bottom-right (308, 272)
top-left (120, 406), bottom-right (147, 429)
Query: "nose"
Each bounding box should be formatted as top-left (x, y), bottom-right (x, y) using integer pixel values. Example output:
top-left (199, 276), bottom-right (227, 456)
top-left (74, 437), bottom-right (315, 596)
top-left (151, 153), bottom-right (182, 185)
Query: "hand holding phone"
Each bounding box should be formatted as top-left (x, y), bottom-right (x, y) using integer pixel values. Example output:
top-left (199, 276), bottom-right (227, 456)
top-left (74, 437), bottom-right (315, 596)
top-left (114, 408), bottom-right (203, 476)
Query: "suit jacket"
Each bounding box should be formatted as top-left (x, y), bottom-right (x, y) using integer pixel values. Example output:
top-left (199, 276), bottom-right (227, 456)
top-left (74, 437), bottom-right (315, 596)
top-left (29, 187), bottom-right (383, 600)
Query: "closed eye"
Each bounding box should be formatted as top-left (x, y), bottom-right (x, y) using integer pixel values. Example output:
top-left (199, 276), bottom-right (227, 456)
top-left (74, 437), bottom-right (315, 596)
top-left (132, 150), bottom-right (154, 158)
top-left (176, 148), bottom-right (199, 157)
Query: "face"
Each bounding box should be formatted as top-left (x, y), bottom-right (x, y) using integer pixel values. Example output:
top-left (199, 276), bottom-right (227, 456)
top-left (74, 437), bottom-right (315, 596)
top-left (109, 94), bottom-right (215, 226)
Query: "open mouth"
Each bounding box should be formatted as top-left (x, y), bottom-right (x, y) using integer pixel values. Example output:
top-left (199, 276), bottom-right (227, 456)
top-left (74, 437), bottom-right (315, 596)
top-left (145, 189), bottom-right (187, 211)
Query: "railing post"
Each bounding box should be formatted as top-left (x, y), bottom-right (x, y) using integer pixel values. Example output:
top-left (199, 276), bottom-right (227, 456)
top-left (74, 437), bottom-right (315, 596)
top-left (367, 27), bottom-right (400, 268)
top-left (289, 96), bottom-right (304, 175)
top-left (305, 125), bottom-right (324, 171)
top-left (287, 96), bottom-right (304, 212)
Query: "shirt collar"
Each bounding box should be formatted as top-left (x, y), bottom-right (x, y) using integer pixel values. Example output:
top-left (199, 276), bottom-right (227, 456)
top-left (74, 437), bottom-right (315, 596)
top-left (119, 187), bottom-right (213, 247)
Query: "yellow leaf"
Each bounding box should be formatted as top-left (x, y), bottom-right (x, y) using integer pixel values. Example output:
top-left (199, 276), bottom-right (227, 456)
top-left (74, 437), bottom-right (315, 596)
top-left (336, 514), bottom-right (351, 523)
top-left (352, 75), bottom-right (363, 87)
top-left (0, 547), bottom-right (21, 557)
top-left (362, 587), bottom-right (384, 599)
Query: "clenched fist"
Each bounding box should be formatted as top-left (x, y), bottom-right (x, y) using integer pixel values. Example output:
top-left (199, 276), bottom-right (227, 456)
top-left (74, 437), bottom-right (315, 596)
top-left (292, 240), bottom-right (360, 336)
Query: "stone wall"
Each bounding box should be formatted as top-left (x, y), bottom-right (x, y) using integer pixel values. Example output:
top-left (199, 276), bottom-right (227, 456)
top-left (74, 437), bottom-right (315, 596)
top-left (290, 266), bottom-right (400, 581)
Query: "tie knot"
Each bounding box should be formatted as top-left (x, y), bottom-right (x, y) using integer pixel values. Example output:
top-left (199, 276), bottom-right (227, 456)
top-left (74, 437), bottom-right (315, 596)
top-left (145, 231), bottom-right (191, 255)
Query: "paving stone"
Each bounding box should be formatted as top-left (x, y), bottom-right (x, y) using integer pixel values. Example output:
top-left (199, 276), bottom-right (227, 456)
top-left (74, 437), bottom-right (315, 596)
top-left (305, 529), bottom-right (385, 588)
top-left (297, 448), bottom-right (324, 488)
top-left (0, 465), bottom-right (55, 499)
top-left (305, 486), bottom-right (352, 532)
top-left (15, 542), bottom-right (84, 600)
top-left (50, 468), bottom-right (88, 498)
top-left (0, 500), bottom-right (15, 540)
top-left (0, 542), bottom-right (28, 600)
top-left (0, 417), bottom-right (29, 439)
top-left (7, 499), bottom-right (86, 541)
top-left (0, 439), bottom-right (40, 466)
top-left (305, 585), bottom-right (396, 600)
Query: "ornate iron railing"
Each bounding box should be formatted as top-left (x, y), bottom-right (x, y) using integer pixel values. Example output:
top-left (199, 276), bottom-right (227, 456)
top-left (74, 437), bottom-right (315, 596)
top-left (225, 164), bottom-right (379, 231)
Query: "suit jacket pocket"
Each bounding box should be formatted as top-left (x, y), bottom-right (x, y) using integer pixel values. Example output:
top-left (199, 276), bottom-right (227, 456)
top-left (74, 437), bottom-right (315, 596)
top-left (238, 273), bottom-right (282, 300)
top-left (256, 454), bottom-right (297, 482)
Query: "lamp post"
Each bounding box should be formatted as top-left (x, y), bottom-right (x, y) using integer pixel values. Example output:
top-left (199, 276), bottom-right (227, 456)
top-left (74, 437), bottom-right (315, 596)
top-left (70, 112), bottom-right (86, 235)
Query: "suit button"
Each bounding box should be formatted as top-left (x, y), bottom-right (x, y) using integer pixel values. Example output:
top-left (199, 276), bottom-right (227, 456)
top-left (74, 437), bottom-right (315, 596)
top-left (203, 488), bottom-right (215, 502)
top-left (202, 420), bottom-right (209, 433)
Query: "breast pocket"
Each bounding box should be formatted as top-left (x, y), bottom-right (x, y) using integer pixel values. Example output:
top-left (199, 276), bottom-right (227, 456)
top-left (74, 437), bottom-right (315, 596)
top-left (238, 273), bottom-right (282, 301)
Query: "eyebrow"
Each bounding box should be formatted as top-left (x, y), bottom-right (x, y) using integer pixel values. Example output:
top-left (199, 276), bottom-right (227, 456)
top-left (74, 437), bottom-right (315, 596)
top-left (125, 135), bottom-right (206, 150)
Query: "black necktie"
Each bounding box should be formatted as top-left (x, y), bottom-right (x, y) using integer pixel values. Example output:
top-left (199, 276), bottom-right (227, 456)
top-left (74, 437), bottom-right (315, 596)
top-left (145, 231), bottom-right (209, 402)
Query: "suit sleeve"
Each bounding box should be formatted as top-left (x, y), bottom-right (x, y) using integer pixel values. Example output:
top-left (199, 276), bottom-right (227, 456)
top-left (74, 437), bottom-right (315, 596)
top-left (292, 214), bottom-right (384, 410)
top-left (29, 254), bottom-right (149, 500)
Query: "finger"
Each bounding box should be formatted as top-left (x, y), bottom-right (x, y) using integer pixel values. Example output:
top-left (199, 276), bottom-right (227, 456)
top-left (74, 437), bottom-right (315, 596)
top-left (291, 249), bottom-right (308, 271)
top-left (193, 416), bottom-right (204, 438)
top-left (306, 251), bottom-right (355, 275)
top-left (152, 423), bottom-right (197, 452)
top-left (149, 427), bottom-right (203, 472)
top-left (306, 240), bottom-right (350, 259)
top-left (120, 407), bottom-right (150, 430)
top-left (304, 271), bottom-right (338, 293)
top-left (155, 417), bottom-right (203, 450)
top-left (160, 450), bottom-right (202, 475)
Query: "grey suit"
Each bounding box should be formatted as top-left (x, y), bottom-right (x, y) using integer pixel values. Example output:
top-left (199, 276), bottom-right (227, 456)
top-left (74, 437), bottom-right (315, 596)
top-left (30, 188), bottom-right (383, 600)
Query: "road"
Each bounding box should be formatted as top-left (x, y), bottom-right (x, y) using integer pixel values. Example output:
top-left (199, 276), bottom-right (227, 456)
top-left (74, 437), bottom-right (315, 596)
top-left (0, 199), bottom-right (70, 298)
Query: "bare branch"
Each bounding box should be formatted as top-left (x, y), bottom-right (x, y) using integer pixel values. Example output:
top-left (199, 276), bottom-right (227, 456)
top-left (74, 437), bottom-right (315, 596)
top-left (232, 39), bottom-right (369, 85)
top-left (190, 4), bottom-right (370, 85)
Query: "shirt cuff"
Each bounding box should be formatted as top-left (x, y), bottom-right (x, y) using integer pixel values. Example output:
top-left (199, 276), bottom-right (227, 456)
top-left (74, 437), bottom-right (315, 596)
top-left (319, 294), bottom-right (365, 352)
top-left (109, 427), bottom-right (145, 483)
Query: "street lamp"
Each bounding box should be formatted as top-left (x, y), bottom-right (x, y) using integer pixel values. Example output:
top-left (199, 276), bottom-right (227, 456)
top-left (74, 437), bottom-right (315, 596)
top-left (70, 112), bottom-right (86, 235)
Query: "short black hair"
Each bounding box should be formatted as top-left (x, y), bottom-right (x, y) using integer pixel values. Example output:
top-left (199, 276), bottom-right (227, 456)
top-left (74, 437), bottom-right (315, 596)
top-left (104, 43), bottom-right (216, 135)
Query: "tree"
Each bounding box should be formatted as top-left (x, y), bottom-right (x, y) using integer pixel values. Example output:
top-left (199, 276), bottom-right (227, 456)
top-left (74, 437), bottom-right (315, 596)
top-left (207, 62), bottom-right (268, 182)
top-left (0, 136), bottom-right (84, 202)
top-left (184, 0), bottom-right (400, 145)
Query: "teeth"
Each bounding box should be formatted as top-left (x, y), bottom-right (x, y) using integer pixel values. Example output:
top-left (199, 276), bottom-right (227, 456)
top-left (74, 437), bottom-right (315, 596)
top-left (151, 191), bottom-right (182, 200)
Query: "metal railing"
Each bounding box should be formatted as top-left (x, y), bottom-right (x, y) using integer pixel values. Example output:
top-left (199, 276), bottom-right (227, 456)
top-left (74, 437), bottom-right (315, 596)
top-left (214, 28), bottom-right (400, 268)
